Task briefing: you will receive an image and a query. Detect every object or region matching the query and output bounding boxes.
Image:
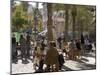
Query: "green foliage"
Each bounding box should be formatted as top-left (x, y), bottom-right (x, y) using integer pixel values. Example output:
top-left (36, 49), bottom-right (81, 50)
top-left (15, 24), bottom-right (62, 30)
top-left (12, 3), bottom-right (28, 32)
top-left (37, 18), bottom-right (42, 32)
top-left (52, 3), bottom-right (65, 12)
top-left (76, 5), bottom-right (94, 32)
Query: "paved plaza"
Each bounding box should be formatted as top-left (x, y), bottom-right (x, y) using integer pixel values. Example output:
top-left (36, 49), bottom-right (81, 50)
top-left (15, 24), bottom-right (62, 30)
top-left (11, 51), bottom-right (96, 74)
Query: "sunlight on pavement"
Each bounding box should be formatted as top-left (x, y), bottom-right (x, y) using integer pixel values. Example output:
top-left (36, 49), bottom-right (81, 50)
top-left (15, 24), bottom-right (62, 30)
top-left (64, 60), bottom-right (82, 70)
top-left (12, 60), bottom-right (35, 74)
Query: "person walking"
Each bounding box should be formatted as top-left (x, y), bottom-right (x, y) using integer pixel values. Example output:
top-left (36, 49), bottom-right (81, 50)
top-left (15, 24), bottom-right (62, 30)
top-left (81, 34), bottom-right (85, 55)
top-left (33, 46), bottom-right (42, 71)
top-left (26, 33), bottom-right (31, 59)
top-left (20, 34), bottom-right (28, 64)
top-left (12, 33), bottom-right (17, 63)
top-left (75, 39), bottom-right (82, 59)
top-left (68, 40), bottom-right (76, 60)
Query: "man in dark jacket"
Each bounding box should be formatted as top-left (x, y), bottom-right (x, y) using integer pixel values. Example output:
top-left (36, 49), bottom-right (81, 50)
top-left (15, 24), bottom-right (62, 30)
top-left (12, 34), bottom-right (17, 63)
top-left (75, 39), bottom-right (82, 59)
top-left (57, 37), bottom-right (62, 49)
top-left (58, 53), bottom-right (65, 70)
top-left (26, 33), bottom-right (31, 59)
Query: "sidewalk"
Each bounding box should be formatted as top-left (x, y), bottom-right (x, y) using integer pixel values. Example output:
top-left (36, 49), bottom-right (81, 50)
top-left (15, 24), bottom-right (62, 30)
top-left (11, 51), bottom-right (96, 74)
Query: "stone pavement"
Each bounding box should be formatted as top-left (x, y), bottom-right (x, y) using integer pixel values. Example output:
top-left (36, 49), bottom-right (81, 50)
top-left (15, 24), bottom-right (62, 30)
top-left (11, 51), bottom-right (96, 74)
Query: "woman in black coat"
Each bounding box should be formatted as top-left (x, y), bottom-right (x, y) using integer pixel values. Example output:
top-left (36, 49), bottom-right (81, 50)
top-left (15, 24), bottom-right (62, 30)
top-left (58, 53), bottom-right (65, 70)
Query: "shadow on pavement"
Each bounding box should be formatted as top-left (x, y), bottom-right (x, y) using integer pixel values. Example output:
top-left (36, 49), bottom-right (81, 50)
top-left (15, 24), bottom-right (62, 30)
top-left (81, 58), bottom-right (89, 62)
top-left (62, 65), bottom-right (74, 71)
top-left (84, 52), bottom-right (95, 58)
top-left (76, 63), bottom-right (96, 70)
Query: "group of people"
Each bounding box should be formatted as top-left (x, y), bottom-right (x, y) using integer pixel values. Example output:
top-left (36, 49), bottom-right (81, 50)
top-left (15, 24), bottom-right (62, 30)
top-left (33, 41), bottom-right (65, 72)
top-left (56, 34), bottom-right (94, 60)
top-left (12, 33), bottom-right (94, 72)
top-left (32, 33), bottom-right (94, 72)
top-left (12, 33), bottom-right (31, 64)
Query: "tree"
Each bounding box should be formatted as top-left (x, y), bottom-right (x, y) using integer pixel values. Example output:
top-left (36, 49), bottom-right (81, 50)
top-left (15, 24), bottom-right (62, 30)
top-left (21, 1), bottom-right (29, 12)
top-left (47, 3), bottom-right (53, 41)
top-left (64, 4), bottom-right (69, 42)
top-left (12, 2), bottom-right (28, 32)
top-left (71, 5), bottom-right (77, 39)
top-left (52, 4), bottom-right (65, 12)
top-left (76, 5), bottom-right (95, 38)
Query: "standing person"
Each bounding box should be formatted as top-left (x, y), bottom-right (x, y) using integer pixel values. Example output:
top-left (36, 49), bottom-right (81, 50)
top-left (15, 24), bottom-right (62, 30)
top-left (81, 34), bottom-right (84, 44)
top-left (41, 40), bottom-right (45, 51)
top-left (84, 38), bottom-right (89, 51)
top-left (33, 46), bottom-right (42, 71)
top-left (36, 39), bottom-right (47, 72)
top-left (44, 41), bottom-right (59, 72)
top-left (12, 33), bottom-right (17, 63)
top-left (57, 37), bottom-right (62, 49)
top-left (20, 35), bottom-right (28, 64)
top-left (37, 56), bottom-right (45, 73)
top-left (75, 39), bottom-right (82, 59)
top-left (88, 41), bottom-right (92, 52)
top-left (81, 34), bottom-right (85, 55)
top-left (44, 38), bottom-right (47, 47)
top-left (63, 42), bottom-right (69, 59)
top-left (26, 33), bottom-right (31, 59)
top-left (68, 40), bottom-right (76, 60)
top-left (85, 39), bottom-right (92, 52)
top-left (58, 52), bottom-right (65, 70)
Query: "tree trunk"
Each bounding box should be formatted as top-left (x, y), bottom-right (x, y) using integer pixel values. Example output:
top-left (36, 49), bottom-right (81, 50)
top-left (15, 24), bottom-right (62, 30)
top-left (34, 3), bottom-right (38, 40)
top-left (47, 3), bottom-right (53, 41)
top-left (45, 4), bottom-right (59, 71)
top-left (72, 6), bottom-right (77, 40)
top-left (78, 19), bottom-right (83, 38)
top-left (64, 5), bottom-right (69, 42)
